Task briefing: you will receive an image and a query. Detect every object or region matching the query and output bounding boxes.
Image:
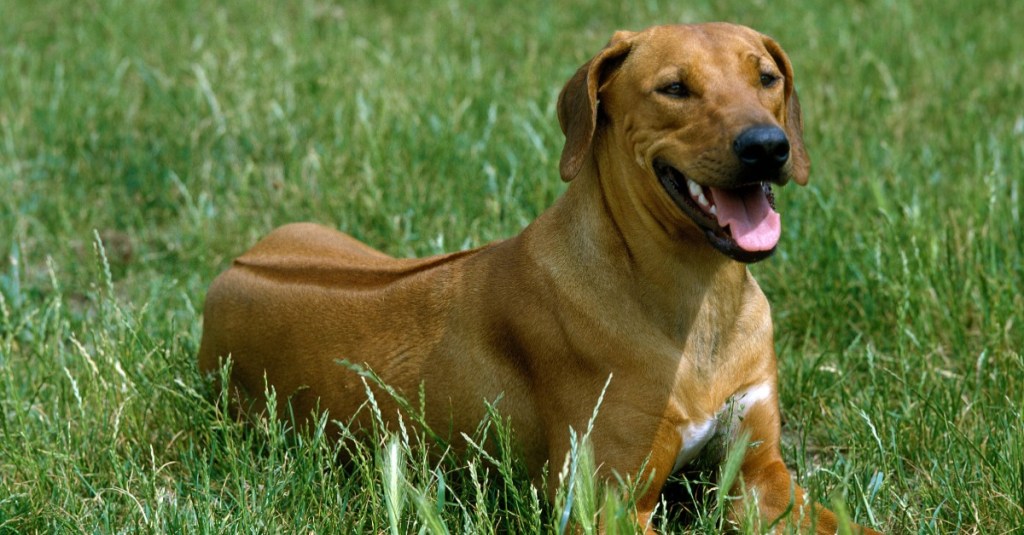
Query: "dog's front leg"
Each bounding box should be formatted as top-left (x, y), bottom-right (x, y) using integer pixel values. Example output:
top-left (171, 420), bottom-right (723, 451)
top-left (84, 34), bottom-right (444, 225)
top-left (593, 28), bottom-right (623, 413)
top-left (730, 397), bottom-right (881, 534)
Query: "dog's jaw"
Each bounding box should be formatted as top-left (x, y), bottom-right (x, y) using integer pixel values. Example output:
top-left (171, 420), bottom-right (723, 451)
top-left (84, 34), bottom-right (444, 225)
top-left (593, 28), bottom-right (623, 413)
top-left (653, 160), bottom-right (781, 263)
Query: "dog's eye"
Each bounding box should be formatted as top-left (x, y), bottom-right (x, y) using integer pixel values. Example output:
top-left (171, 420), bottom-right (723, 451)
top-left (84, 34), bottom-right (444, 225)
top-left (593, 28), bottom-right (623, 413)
top-left (760, 73), bottom-right (780, 88)
top-left (658, 82), bottom-right (689, 98)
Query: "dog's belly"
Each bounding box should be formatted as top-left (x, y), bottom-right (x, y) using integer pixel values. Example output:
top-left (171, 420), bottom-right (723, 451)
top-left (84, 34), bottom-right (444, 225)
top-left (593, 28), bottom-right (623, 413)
top-left (672, 382), bottom-right (774, 473)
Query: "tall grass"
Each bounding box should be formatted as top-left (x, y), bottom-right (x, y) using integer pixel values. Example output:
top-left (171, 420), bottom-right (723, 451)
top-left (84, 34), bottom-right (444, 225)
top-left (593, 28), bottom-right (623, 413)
top-left (2, 0), bottom-right (1023, 532)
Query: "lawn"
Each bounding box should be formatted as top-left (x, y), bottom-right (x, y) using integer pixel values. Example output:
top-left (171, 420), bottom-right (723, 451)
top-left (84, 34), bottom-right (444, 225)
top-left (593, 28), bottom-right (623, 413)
top-left (2, 0), bottom-right (1022, 532)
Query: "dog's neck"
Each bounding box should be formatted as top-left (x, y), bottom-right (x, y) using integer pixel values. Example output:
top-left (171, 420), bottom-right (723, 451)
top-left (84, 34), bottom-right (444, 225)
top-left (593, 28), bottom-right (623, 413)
top-left (519, 158), bottom-right (752, 340)
top-left (591, 141), bottom-right (749, 283)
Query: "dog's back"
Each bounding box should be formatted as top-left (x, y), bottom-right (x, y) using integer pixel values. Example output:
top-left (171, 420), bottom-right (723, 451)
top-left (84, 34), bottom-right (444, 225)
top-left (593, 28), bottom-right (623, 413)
top-left (197, 222), bottom-right (542, 448)
top-left (200, 223), bottom-right (451, 414)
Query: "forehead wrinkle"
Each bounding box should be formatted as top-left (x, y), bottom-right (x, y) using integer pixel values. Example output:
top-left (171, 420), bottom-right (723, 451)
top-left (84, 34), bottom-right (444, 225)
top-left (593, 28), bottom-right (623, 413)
top-left (632, 26), bottom-right (766, 95)
top-left (746, 52), bottom-right (779, 75)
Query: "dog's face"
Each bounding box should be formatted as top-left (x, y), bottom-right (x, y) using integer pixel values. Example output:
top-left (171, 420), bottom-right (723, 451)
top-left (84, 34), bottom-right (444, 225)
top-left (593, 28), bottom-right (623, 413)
top-left (558, 23), bottom-right (810, 262)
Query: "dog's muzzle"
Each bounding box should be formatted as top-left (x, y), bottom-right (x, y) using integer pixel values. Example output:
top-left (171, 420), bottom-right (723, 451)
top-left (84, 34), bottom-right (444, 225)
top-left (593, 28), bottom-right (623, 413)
top-left (654, 125), bottom-right (791, 263)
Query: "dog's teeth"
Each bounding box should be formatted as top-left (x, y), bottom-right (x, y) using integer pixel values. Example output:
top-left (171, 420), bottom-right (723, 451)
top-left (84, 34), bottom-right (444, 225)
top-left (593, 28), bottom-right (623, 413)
top-left (697, 192), bottom-right (710, 207)
top-left (709, 205), bottom-right (717, 216)
top-left (687, 179), bottom-right (702, 197)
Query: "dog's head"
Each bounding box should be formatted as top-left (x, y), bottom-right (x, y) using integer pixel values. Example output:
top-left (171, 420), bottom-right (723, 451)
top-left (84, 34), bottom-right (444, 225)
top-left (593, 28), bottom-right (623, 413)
top-left (557, 23), bottom-right (810, 263)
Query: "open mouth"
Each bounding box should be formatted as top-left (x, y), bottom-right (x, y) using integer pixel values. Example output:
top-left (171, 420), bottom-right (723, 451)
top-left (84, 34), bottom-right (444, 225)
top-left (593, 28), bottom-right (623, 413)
top-left (653, 160), bottom-right (782, 263)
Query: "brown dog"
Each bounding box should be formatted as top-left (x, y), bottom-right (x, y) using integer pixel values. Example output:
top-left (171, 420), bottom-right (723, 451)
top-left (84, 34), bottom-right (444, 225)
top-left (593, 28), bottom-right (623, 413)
top-left (199, 23), bottom-right (881, 534)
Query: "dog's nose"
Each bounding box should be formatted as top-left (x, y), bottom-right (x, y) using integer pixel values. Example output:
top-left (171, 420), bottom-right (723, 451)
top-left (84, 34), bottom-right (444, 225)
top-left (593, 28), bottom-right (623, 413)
top-left (733, 126), bottom-right (790, 170)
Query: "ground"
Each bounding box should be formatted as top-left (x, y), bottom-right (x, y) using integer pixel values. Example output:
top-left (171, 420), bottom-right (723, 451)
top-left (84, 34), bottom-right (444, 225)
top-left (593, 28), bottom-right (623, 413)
top-left (1, 0), bottom-right (1023, 532)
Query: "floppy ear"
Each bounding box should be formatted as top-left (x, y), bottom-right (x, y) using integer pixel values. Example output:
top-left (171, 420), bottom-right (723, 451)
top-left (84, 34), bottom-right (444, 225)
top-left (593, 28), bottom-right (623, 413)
top-left (763, 36), bottom-right (810, 186)
top-left (557, 35), bottom-right (634, 182)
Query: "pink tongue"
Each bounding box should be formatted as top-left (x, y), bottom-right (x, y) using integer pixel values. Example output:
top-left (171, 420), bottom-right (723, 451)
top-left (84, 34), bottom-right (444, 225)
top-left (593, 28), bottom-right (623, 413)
top-left (708, 186), bottom-right (781, 252)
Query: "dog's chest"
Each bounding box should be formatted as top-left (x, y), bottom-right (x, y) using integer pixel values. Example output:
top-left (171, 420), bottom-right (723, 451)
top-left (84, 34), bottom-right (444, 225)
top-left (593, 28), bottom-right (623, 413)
top-left (671, 382), bottom-right (773, 473)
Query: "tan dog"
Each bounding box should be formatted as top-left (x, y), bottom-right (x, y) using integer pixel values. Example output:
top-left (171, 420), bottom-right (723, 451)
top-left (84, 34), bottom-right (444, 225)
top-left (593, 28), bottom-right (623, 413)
top-left (199, 23), bottom-right (881, 534)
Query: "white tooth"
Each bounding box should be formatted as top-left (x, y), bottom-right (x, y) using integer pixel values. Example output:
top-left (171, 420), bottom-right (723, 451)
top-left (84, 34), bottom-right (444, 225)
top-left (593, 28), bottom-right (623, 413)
top-left (697, 192), bottom-right (710, 207)
top-left (709, 205), bottom-right (717, 216)
top-left (687, 179), bottom-right (702, 197)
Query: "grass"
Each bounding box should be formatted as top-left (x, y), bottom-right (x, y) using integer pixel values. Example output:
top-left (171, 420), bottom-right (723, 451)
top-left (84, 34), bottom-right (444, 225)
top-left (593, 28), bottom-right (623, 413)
top-left (1, 0), bottom-right (1023, 532)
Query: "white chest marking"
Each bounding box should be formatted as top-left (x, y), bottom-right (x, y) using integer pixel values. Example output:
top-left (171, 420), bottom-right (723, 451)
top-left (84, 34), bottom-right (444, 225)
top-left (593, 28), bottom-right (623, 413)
top-left (727, 383), bottom-right (773, 420)
top-left (673, 417), bottom-right (718, 472)
top-left (671, 382), bottom-right (774, 473)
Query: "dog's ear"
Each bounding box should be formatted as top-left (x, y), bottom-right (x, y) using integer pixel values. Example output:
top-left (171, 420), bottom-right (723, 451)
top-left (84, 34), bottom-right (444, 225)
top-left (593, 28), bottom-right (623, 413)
top-left (557, 36), bottom-right (633, 182)
top-left (607, 30), bottom-right (636, 45)
top-left (763, 36), bottom-right (810, 186)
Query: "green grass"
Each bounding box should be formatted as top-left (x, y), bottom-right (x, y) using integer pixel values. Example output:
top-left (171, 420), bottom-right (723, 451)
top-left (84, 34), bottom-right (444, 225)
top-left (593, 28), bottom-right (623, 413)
top-left (2, 0), bottom-right (1023, 532)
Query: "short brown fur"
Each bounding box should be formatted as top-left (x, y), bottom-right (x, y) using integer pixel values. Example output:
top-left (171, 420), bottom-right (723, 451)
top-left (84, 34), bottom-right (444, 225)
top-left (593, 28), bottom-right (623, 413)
top-left (199, 23), bottom-right (880, 534)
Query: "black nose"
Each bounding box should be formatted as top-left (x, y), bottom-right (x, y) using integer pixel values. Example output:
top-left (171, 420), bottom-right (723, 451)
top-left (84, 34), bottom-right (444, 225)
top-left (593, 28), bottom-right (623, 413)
top-left (733, 125), bottom-right (790, 170)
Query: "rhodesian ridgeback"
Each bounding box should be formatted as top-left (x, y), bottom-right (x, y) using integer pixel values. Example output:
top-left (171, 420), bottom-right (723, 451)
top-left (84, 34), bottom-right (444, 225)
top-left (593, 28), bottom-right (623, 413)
top-left (199, 22), bottom-right (881, 533)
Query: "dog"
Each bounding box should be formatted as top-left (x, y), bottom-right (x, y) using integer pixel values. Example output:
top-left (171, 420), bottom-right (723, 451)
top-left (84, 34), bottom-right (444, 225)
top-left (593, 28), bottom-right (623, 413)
top-left (199, 22), bottom-right (881, 534)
